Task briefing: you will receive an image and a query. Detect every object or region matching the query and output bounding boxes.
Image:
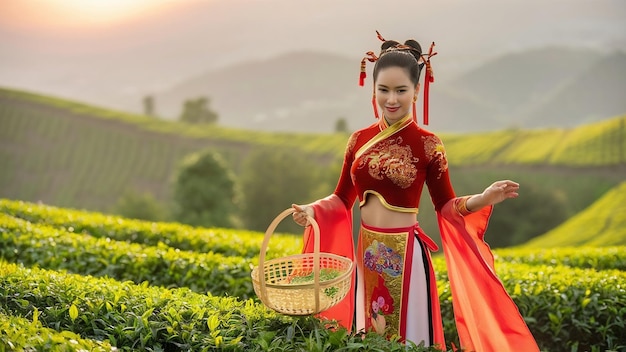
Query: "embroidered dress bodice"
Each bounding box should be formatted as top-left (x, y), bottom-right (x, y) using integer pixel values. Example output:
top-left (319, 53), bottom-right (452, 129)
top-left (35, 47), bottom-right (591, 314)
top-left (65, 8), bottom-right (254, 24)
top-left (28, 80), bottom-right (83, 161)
top-left (334, 115), bottom-right (455, 213)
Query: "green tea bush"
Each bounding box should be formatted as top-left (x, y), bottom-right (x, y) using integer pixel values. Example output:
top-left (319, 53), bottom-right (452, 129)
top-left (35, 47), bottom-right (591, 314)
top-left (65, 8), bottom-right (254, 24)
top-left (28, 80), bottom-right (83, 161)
top-left (0, 199), bottom-right (301, 259)
top-left (0, 214), bottom-right (255, 298)
top-left (0, 310), bottom-right (117, 351)
top-left (497, 262), bottom-right (626, 352)
top-left (495, 246), bottom-right (626, 271)
top-left (0, 261), bottom-right (445, 351)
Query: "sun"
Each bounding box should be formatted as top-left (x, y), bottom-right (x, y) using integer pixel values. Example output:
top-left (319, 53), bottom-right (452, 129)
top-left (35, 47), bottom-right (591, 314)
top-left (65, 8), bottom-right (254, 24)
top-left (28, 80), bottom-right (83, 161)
top-left (54, 0), bottom-right (164, 24)
top-left (4, 0), bottom-right (176, 28)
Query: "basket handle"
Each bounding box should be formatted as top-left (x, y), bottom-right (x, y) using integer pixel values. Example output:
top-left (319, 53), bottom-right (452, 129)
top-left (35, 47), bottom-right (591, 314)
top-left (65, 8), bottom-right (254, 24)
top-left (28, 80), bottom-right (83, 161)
top-left (258, 207), bottom-right (321, 314)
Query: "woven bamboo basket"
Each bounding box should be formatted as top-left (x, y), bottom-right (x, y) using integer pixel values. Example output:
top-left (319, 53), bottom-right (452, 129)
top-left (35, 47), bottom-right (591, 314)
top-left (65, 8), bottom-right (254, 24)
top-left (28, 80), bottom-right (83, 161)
top-left (251, 208), bottom-right (353, 316)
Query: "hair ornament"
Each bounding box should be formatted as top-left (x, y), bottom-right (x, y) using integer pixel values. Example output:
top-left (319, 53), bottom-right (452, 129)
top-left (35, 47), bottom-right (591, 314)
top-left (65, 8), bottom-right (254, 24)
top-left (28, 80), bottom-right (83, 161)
top-left (419, 42), bottom-right (437, 125)
top-left (359, 51), bottom-right (379, 87)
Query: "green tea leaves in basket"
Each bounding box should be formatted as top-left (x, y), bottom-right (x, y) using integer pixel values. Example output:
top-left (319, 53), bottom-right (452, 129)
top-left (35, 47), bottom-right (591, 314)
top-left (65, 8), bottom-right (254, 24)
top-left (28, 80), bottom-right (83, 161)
top-left (287, 268), bottom-right (341, 297)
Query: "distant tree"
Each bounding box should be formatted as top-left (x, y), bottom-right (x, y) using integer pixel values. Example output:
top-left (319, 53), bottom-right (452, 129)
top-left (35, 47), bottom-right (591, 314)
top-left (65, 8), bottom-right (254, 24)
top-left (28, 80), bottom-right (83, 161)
top-left (112, 190), bottom-right (169, 221)
top-left (239, 147), bottom-right (323, 234)
top-left (143, 95), bottom-right (156, 117)
top-left (335, 117), bottom-right (349, 133)
top-left (179, 97), bottom-right (219, 124)
top-left (172, 150), bottom-right (240, 228)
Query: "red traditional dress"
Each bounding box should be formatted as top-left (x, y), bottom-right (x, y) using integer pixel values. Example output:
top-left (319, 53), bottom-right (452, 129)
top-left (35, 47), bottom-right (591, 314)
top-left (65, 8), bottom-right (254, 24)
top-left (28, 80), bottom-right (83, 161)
top-left (301, 114), bottom-right (539, 351)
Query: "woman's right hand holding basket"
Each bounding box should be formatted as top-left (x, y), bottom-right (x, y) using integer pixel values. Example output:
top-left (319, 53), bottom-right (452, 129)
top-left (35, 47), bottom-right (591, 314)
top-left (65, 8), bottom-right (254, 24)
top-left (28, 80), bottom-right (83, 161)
top-left (292, 204), bottom-right (315, 227)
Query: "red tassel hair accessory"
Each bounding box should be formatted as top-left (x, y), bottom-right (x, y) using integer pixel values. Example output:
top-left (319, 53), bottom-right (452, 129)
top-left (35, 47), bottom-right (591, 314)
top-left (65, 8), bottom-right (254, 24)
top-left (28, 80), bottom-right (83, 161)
top-left (359, 30), bottom-right (385, 87)
top-left (359, 51), bottom-right (378, 87)
top-left (420, 42), bottom-right (437, 125)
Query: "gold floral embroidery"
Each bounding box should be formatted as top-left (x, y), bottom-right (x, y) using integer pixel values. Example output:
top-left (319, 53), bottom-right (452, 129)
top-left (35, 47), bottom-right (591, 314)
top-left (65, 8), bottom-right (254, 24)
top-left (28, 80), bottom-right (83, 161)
top-left (346, 131), bottom-right (360, 155)
top-left (358, 137), bottom-right (419, 189)
top-left (422, 135), bottom-right (448, 179)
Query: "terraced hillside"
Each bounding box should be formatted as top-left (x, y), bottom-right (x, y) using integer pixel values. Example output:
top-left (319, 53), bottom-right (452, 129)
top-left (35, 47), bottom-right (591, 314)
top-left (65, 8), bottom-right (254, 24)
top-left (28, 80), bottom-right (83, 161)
top-left (1, 87), bottom-right (624, 219)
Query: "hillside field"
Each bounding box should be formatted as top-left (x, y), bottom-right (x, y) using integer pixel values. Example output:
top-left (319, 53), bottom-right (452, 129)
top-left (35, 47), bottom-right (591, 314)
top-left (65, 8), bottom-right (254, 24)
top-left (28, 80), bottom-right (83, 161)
top-left (1, 87), bottom-right (624, 246)
top-left (1, 86), bottom-right (624, 213)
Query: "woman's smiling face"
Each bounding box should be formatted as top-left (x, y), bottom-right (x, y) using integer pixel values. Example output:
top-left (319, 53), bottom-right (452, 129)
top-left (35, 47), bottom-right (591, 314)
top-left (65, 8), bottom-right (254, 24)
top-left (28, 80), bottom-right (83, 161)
top-left (375, 66), bottom-right (419, 124)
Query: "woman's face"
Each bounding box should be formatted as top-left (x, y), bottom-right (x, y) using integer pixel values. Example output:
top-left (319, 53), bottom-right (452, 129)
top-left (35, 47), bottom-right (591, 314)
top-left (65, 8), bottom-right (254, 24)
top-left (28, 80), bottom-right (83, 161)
top-left (375, 66), bottom-right (419, 123)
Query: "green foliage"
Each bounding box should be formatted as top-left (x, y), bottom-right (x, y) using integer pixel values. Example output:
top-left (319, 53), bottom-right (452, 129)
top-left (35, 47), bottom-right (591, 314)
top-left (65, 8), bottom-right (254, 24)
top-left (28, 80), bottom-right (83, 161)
top-left (0, 261), bottom-right (445, 351)
top-left (0, 311), bottom-right (116, 351)
top-left (495, 263), bottom-right (626, 352)
top-left (433, 256), bottom-right (626, 352)
top-left (111, 190), bottom-right (169, 221)
top-left (495, 246), bottom-right (626, 271)
top-left (0, 198), bottom-right (301, 258)
top-left (0, 213), bottom-right (256, 298)
top-left (522, 181), bottom-right (626, 247)
top-left (173, 149), bottom-right (241, 228)
top-left (240, 147), bottom-right (327, 234)
top-left (179, 96), bottom-right (218, 124)
top-left (2, 199), bottom-right (626, 350)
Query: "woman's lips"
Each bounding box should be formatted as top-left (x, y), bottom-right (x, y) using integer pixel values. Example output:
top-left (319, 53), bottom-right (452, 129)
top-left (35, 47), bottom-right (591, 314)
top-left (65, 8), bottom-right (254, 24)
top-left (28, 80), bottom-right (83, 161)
top-left (386, 107), bottom-right (399, 113)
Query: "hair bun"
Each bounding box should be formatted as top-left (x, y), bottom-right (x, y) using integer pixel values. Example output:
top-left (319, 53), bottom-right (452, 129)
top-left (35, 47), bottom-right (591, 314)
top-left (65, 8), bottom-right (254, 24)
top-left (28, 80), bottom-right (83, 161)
top-left (381, 40), bottom-right (400, 51)
top-left (404, 39), bottom-right (422, 52)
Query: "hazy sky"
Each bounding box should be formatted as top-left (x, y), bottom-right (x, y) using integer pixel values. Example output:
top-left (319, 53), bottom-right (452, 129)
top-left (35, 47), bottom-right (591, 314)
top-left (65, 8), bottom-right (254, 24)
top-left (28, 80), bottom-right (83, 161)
top-left (1, 0), bottom-right (624, 112)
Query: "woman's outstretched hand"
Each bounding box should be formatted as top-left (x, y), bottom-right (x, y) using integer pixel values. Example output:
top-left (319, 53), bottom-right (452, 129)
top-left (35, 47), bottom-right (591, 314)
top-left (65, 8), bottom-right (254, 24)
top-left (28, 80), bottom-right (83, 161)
top-left (292, 204), bottom-right (315, 227)
top-left (467, 180), bottom-right (520, 211)
top-left (482, 180), bottom-right (520, 205)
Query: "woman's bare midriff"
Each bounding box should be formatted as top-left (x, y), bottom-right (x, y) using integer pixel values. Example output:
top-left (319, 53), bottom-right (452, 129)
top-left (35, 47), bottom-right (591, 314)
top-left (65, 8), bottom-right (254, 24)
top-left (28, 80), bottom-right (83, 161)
top-left (360, 195), bottom-right (417, 229)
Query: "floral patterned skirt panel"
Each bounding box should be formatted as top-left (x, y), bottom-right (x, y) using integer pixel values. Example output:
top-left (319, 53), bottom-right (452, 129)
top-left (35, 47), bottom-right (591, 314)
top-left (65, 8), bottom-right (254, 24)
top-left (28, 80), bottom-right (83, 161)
top-left (355, 222), bottom-right (434, 346)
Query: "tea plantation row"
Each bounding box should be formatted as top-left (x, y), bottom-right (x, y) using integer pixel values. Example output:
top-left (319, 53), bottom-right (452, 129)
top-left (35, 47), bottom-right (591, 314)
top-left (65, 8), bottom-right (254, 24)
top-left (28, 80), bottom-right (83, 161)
top-left (1, 199), bottom-right (625, 351)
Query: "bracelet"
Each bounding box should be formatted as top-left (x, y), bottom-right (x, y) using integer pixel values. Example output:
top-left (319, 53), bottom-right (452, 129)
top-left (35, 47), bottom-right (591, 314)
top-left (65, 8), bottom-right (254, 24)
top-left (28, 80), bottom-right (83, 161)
top-left (455, 196), bottom-right (474, 216)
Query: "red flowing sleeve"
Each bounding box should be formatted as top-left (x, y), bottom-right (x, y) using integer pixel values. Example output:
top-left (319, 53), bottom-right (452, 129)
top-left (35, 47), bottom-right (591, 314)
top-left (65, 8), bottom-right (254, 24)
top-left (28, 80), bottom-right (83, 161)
top-left (437, 200), bottom-right (539, 352)
top-left (302, 195), bottom-right (355, 330)
top-left (300, 131), bottom-right (359, 330)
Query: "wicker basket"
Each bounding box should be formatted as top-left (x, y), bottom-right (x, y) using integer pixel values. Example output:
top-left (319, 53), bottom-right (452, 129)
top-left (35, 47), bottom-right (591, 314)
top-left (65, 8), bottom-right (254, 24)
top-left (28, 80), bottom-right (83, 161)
top-left (251, 208), bottom-right (353, 316)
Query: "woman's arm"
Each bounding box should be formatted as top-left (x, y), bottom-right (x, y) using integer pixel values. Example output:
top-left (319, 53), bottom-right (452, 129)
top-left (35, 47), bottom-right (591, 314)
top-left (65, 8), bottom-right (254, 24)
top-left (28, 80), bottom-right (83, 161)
top-left (465, 180), bottom-right (520, 212)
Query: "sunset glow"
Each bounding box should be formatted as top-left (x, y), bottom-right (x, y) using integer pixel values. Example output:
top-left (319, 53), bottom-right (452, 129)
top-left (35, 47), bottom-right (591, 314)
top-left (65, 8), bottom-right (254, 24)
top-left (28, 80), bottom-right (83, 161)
top-left (2, 0), bottom-right (178, 29)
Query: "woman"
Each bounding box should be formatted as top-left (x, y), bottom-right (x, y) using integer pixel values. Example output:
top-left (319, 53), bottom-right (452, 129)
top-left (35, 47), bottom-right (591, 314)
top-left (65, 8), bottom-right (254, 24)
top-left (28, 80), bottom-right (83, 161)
top-left (292, 32), bottom-right (539, 352)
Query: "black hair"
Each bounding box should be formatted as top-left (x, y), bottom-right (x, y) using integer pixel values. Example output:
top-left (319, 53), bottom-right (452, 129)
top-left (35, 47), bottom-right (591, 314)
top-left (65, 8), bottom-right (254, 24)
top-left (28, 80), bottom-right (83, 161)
top-left (372, 40), bottom-right (423, 86)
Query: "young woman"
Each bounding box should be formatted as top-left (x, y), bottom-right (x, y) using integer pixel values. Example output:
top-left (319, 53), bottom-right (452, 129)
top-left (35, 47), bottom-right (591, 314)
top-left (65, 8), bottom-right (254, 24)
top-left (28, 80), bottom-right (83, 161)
top-left (292, 32), bottom-right (539, 352)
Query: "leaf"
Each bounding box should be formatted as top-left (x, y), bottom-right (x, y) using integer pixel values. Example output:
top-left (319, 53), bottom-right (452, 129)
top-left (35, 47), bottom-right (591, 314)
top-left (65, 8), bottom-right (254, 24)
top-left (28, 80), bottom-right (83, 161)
top-left (31, 307), bottom-right (39, 326)
top-left (513, 283), bottom-right (521, 295)
top-left (548, 312), bottom-right (560, 325)
top-left (69, 304), bottom-right (78, 322)
top-left (581, 297), bottom-right (592, 308)
top-left (207, 314), bottom-right (220, 332)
